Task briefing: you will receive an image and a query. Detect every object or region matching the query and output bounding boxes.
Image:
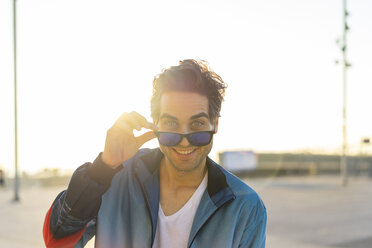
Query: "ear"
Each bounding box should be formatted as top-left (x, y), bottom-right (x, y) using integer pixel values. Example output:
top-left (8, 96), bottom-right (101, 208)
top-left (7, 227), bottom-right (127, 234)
top-left (214, 118), bottom-right (219, 134)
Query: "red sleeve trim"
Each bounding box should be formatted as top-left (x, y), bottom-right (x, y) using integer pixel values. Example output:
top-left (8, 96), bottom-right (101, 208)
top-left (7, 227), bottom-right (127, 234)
top-left (43, 203), bottom-right (87, 248)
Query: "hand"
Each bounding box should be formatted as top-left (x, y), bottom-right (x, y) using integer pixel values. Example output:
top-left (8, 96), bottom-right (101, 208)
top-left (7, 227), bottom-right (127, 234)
top-left (101, 111), bottom-right (157, 168)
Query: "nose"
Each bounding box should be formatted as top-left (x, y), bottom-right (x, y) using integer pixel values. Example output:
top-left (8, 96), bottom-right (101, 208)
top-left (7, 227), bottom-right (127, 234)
top-left (178, 134), bottom-right (190, 147)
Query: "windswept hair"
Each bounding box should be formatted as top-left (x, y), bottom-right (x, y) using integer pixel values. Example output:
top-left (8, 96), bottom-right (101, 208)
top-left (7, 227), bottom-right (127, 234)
top-left (151, 59), bottom-right (227, 123)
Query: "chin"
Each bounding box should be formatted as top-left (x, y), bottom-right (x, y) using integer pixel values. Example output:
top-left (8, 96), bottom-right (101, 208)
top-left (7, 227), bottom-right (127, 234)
top-left (170, 159), bottom-right (202, 172)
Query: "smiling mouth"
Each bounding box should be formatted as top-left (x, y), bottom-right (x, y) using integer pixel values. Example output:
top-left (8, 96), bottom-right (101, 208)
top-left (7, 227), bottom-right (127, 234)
top-left (172, 148), bottom-right (196, 155)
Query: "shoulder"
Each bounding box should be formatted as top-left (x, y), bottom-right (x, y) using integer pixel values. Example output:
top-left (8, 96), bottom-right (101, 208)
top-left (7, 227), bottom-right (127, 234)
top-left (119, 148), bottom-right (161, 169)
top-left (219, 165), bottom-right (266, 214)
top-left (106, 148), bottom-right (161, 193)
top-left (112, 148), bottom-right (162, 182)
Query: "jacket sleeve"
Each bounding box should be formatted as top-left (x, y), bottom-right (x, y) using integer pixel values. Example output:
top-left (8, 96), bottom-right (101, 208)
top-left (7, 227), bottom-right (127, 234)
top-left (43, 153), bottom-right (122, 248)
top-left (239, 201), bottom-right (267, 248)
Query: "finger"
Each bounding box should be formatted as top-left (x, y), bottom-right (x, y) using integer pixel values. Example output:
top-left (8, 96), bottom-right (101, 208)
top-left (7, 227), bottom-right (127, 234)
top-left (111, 113), bottom-right (133, 132)
top-left (136, 131), bottom-right (157, 148)
top-left (123, 114), bottom-right (142, 131)
top-left (130, 111), bottom-right (157, 130)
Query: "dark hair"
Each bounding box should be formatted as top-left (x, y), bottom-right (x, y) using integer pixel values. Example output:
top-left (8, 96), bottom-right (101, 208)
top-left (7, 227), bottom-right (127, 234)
top-left (151, 59), bottom-right (227, 123)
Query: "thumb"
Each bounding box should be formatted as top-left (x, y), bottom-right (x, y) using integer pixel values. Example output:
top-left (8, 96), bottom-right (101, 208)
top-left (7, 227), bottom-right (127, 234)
top-left (136, 131), bottom-right (157, 148)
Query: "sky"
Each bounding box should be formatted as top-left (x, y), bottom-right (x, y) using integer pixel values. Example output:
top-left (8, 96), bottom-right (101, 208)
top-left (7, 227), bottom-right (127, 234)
top-left (0, 0), bottom-right (371, 174)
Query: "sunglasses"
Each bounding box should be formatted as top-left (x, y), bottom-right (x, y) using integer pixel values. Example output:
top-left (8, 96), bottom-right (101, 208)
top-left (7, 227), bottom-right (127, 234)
top-left (154, 130), bottom-right (215, 147)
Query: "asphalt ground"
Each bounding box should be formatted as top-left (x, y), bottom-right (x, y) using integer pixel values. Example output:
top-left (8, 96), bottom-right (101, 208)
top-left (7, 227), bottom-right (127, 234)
top-left (0, 175), bottom-right (371, 248)
top-left (245, 175), bottom-right (372, 248)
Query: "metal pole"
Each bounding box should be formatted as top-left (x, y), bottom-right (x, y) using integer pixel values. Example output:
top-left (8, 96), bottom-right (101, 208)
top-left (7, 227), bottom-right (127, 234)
top-left (341, 0), bottom-right (349, 186)
top-left (13, 0), bottom-right (20, 201)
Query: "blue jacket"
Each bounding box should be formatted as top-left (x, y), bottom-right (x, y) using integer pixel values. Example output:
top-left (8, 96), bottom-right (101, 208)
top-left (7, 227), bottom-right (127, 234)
top-left (45, 148), bottom-right (267, 248)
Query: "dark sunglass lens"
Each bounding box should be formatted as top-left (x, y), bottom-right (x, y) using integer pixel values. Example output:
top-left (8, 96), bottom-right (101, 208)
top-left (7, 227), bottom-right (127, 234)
top-left (188, 132), bottom-right (211, 146)
top-left (158, 133), bottom-right (182, 146)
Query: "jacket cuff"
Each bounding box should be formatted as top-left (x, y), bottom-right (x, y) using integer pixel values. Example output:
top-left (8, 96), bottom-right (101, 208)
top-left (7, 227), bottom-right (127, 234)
top-left (86, 153), bottom-right (121, 186)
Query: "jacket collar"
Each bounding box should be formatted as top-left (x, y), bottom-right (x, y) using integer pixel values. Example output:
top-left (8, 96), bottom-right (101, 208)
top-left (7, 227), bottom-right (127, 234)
top-left (136, 148), bottom-right (235, 203)
top-left (134, 148), bottom-right (236, 245)
top-left (188, 157), bottom-right (236, 247)
top-left (206, 156), bottom-right (236, 207)
top-left (133, 149), bottom-right (163, 245)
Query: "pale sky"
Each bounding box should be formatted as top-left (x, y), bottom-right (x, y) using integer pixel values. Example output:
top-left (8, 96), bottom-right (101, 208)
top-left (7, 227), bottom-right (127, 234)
top-left (0, 0), bottom-right (371, 174)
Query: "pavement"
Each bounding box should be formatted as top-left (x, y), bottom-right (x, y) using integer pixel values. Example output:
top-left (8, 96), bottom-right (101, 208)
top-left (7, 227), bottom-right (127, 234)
top-left (245, 175), bottom-right (372, 248)
top-left (0, 175), bottom-right (371, 248)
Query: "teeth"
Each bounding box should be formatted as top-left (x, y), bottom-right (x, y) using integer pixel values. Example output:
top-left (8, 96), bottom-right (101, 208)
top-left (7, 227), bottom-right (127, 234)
top-left (175, 149), bottom-right (194, 155)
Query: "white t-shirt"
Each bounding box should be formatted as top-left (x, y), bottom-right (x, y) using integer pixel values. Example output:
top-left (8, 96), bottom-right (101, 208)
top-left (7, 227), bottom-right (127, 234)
top-left (153, 173), bottom-right (208, 248)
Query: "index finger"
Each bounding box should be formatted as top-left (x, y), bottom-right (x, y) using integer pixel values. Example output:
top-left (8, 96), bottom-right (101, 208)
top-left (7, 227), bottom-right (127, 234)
top-left (130, 111), bottom-right (157, 130)
top-left (136, 131), bottom-right (157, 148)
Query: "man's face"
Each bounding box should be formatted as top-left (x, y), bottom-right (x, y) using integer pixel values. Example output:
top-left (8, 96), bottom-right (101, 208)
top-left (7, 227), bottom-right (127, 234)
top-left (157, 91), bottom-right (218, 172)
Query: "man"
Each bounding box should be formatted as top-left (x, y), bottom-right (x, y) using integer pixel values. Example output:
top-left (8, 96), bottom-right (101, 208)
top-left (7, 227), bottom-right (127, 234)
top-left (0, 169), bottom-right (4, 187)
top-left (43, 60), bottom-right (267, 248)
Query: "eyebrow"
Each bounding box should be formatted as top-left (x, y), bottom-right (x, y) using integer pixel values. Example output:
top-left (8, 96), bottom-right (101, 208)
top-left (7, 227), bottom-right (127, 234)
top-left (190, 112), bottom-right (209, 120)
top-left (160, 113), bottom-right (178, 120)
top-left (159, 112), bottom-right (209, 121)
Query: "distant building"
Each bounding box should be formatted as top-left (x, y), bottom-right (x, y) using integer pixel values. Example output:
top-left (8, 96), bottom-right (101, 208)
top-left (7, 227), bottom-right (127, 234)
top-left (218, 151), bottom-right (257, 173)
top-left (218, 151), bottom-right (372, 177)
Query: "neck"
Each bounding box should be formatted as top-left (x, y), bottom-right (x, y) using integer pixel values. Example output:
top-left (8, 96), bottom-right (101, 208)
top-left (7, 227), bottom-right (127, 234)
top-left (160, 158), bottom-right (207, 190)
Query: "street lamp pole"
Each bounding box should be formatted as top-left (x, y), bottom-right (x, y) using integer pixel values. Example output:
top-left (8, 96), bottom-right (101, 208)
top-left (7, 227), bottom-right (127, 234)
top-left (13, 0), bottom-right (20, 201)
top-left (341, 0), bottom-right (350, 186)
